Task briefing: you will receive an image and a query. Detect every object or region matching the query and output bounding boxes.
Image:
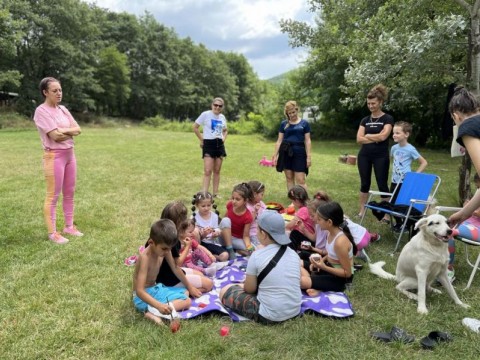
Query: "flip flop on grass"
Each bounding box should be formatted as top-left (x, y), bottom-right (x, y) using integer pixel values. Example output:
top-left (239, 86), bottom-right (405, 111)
top-left (420, 331), bottom-right (453, 350)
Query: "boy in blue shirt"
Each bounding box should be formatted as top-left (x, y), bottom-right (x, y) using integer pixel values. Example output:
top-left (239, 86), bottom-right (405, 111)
top-left (383, 121), bottom-right (428, 225)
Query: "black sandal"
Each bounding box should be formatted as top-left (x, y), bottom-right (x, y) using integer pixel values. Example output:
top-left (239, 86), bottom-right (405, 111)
top-left (420, 331), bottom-right (453, 350)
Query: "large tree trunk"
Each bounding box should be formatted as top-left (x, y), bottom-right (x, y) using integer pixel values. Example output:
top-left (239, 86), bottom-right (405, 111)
top-left (454, 0), bottom-right (480, 203)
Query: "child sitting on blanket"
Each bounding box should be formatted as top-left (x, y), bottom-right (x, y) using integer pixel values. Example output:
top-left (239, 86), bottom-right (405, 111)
top-left (178, 220), bottom-right (218, 277)
top-left (300, 202), bottom-right (357, 295)
top-left (220, 210), bottom-right (302, 324)
top-left (246, 180), bottom-right (267, 247)
top-left (192, 191), bottom-right (229, 262)
top-left (285, 186), bottom-right (315, 247)
top-left (133, 219), bottom-right (193, 325)
top-left (219, 183), bottom-right (255, 258)
top-left (150, 201), bottom-right (212, 294)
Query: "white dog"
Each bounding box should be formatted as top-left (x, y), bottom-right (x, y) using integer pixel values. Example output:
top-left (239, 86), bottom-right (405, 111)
top-left (369, 214), bottom-right (469, 314)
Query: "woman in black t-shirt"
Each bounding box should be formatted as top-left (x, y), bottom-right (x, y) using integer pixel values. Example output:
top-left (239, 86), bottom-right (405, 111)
top-left (356, 84), bottom-right (394, 217)
top-left (448, 86), bottom-right (480, 226)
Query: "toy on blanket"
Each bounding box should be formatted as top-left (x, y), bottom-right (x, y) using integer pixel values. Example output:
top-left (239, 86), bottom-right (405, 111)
top-left (259, 156), bottom-right (274, 167)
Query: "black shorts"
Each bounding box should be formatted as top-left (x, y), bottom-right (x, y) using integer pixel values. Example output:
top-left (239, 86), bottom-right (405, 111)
top-left (201, 241), bottom-right (228, 256)
top-left (202, 139), bottom-right (227, 158)
top-left (283, 153), bottom-right (307, 173)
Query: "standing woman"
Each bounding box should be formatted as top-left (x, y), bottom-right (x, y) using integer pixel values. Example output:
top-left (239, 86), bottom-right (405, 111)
top-left (356, 84), bottom-right (394, 217)
top-left (193, 97), bottom-right (228, 197)
top-left (33, 77), bottom-right (83, 244)
top-left (272, 101), bottom-right (312, 190)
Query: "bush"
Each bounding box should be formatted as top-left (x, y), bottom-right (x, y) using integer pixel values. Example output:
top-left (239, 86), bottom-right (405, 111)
top-left (0, 109), bottom-right (34, 129)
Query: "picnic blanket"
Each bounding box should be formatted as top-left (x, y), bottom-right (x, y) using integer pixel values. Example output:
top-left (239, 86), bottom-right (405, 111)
top-left (178, 256), bottom-right (354, 321)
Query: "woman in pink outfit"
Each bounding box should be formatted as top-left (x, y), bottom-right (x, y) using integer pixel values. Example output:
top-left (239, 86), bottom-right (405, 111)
top-left (33, 77), bottom-right (83, 244)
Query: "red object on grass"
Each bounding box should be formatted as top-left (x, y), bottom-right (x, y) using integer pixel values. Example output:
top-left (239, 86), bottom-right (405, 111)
top-left (220, 326), bottom-right (230, 336)
top-left (170, 319), bottom-right (181, 333)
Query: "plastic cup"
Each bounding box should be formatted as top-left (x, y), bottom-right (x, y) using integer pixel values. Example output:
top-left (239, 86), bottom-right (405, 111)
top-left (220, 325), bottom-right (230, 336)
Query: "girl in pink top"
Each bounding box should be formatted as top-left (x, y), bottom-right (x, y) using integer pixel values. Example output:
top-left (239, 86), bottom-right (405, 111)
top-left (246, 180), bottom-right (267, 247)
top-left (33, 77), bottom-right (83, 244)
top-left (285, 186), bottom-right (315, 248)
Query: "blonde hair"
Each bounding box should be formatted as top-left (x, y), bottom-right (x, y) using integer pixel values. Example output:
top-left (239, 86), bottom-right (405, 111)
top-left (212, 97), bottom-right (224, 105)
top-left (284, 100), bottom-right (300, 129)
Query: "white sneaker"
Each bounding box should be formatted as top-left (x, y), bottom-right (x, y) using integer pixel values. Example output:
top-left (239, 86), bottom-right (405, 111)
top-left (204, 266), bottom-right (217, 277)
top-left (463, 317), bottom-right (480, 333)
top-left (215, 261), bottom-right (229, 271)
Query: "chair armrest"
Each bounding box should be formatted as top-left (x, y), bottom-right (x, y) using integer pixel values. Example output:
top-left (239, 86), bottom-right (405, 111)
top-left (435, 206), bottom-right (462, 213)
top-left (368, 191), bottom-right (393, 197)
top-left (410, 199), bottom-right (433, 205)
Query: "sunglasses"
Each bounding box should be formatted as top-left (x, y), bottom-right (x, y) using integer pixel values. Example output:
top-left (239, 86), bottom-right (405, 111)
top-left (213, 103), bottom-right (223, 108)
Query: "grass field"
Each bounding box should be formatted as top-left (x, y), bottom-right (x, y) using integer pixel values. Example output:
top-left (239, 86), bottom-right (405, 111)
top-left (1, 126), bottom-right (480, 359)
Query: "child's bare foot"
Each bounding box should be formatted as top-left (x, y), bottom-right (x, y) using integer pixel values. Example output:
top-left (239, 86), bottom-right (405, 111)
top-left (144, 311), bottom-right (166, 325)
top-left (306, 288), bottom-right (321, 297)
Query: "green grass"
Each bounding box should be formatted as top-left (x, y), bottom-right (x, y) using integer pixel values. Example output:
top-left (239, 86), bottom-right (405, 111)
top-left (1, 126), bottom-right (480, 359)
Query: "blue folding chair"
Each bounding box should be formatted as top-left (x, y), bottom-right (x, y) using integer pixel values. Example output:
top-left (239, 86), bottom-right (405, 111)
top-left (360, 172), bottom-right (441, 254)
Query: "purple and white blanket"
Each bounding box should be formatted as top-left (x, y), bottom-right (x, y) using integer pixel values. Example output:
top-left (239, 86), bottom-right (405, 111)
top-left (178, 257), bottom-right (354, 322)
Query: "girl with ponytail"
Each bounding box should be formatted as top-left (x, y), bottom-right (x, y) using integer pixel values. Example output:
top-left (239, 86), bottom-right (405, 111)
top-left (300, 201), bottom-right (356, 295)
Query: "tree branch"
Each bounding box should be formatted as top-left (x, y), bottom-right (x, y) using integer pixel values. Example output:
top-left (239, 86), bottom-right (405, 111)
top-left (454, 0), bottom-right (472, 13)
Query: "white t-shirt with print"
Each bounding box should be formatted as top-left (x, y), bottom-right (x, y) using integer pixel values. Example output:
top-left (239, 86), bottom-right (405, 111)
top-left (195, 110), bottom-right (227, 140)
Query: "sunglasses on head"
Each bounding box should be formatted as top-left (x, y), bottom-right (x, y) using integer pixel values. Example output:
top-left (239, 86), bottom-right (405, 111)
top-left (213, 103), bottom-right (223, 108)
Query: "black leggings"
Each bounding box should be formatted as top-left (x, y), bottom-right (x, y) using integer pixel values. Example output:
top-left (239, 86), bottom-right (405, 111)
top-left (357, 153), bottom-right (390, 195)
top-left (310, 266), bottom-right (353, 292)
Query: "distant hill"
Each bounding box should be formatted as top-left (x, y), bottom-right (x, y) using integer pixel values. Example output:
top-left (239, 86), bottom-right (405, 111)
top-left (267, 70), bottom-right (293, 84)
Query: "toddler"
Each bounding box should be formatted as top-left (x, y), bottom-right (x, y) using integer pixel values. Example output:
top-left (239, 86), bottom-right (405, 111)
top-left (178, 220), bottom-right (218, 277)
top-left (192, 191), bottom-right (229, 262)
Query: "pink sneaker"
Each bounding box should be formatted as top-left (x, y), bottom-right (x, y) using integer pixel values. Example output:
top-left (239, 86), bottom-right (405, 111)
top-left (49, 232), bottom-right (69, 244)
top-left (63, 226), bottom-right (84, 237)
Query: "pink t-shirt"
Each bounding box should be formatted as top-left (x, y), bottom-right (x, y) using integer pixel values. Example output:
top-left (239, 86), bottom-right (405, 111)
top-left (294, 206), bottom-right (315, 235)
top-left (33, 104), bottom-right (79, 150)
top-left (246, 201), bottom-right (266, 237)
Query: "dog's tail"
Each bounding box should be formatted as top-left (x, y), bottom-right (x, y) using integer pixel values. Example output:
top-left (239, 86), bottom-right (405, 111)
top-left (369, 261), bottom-right (396, 280)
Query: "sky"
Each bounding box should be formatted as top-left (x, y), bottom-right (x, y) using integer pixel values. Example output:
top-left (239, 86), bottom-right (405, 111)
top-left (85, 0), bottom-right (315, 79)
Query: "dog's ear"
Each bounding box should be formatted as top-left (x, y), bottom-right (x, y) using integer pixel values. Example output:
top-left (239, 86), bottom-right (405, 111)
top-left (414, 217), bottom-right (428, 230)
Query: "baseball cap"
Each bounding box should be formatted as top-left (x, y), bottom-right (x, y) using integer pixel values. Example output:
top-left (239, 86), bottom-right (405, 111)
top-left (257, 210), bottom-right (290, 245)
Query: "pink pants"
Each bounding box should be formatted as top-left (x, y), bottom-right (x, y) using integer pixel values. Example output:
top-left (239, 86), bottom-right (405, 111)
top-left (184, 248), bottom-right (213, 273)
top-left (42, 148), bottom-right (77, 233)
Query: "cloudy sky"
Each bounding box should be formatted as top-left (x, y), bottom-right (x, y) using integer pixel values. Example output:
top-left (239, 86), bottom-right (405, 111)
top-left (85, 0), bottom-right (315, 79)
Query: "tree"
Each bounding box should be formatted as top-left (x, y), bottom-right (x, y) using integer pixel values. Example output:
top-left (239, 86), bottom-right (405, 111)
top-left (281, 1), bottom-right (467, 143)
top-left (452, 0), bottom-right (480, 203)
top-left (217, 52), bottom-right (261, 117)
top-left (95, 46), bottom-right (131, 116)
top-left (0, 8), bottom-right (23, 90)
top-left (6, 0), bottom-right (103, 114)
